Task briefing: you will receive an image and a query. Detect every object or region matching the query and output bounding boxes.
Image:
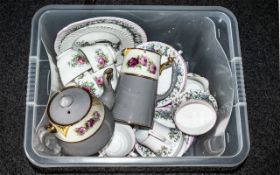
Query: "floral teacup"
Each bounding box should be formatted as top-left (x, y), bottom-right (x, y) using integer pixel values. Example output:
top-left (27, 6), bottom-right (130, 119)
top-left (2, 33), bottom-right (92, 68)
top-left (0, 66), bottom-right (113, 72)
top-left (57, 49), bottom-right (91, 86)
top-left (73, 65), bottom-right (118, 98)
top-left (79, 44), bottom-right (116, 72)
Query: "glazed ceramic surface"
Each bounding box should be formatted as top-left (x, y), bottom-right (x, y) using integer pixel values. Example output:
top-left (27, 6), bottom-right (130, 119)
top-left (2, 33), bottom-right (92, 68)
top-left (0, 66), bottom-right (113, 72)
top-left (135, 135), bottom-right (194, 157)
top-left (44, 87), bottom-right (114, 156)
top-left (135, 121), bottom-right (184, 157)
top-left (53, 99), bottom-right (105, 143)
top-left (184, 73), bottom-right (209, 93)
top-left (59, 26), bottom-right (134, 54)
top-left (74, 31), bottom-right (120, 50)
top-left (121, 48), bottom-right (161, 80)
top-left (172, 90), bottom-right (218, 112)
top-left (78, 23), bottom-right (134, 50)
top-left (174, 100), bottom-right (217, 136)
top-left (73, 65), bottom-right (118, 97)
top-left (55, 16), bottom-right (147, 54)
top-left (176, 135), bottom-right (195, 157)
top-left (112, 74), bottom-right (157, 128)
top-left (154, 107), bottom-right (176, 128)
top-left (56, 49), bottom-right (91, 85)
top-left (100, 123), bottom-right (135, 157)
top-left (137, 41), bottom-right (187, 107)
top-left (79, 44), bottom-right (116, 72)
top-left (113, 48), bottom-right (174, 128)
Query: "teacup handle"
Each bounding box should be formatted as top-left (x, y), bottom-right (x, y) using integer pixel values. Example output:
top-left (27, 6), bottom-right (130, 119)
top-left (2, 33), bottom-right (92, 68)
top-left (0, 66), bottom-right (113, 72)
top-left (148, 130), bottom-right (166, 142)
top-left (157, 57), bottom-right (177, 102)
top-left (37, 126), bottom-right (62, 155)
top-left (159, 57), bottom-right (174, 75)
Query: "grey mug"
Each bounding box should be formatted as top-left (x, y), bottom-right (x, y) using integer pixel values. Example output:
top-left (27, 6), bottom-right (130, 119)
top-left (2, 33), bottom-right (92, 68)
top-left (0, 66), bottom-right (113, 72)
top-left (112, 48), bottom-right (175, 128)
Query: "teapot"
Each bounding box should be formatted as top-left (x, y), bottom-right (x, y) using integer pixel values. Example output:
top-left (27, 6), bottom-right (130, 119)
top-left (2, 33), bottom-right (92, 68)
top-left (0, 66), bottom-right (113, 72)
top-left (39, 86), bottom-right (115, 156)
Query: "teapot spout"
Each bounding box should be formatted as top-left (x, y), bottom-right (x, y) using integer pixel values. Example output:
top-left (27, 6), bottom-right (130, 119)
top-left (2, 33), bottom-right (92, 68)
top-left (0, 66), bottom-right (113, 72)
top-left (99, 68), bottom-right (115, 109)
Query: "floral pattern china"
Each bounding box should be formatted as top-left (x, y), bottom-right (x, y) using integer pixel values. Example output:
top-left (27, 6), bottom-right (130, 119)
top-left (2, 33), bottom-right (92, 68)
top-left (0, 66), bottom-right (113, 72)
top-left (67, 54), bottom-right (88, 67)
top-left (126, 55), bottom-right (157, 74)
top-left (74, 72), bottom-right (103, 97)
top-left (135, 127), bottom-right (184, 157)
top-left (137, 41), bottom-right (187, 107)
top-left (75, 111), bottom-right (101, 135)
top-left (55, 17), bottom-right (147, 54)
top-left (172, 90), bottom-right (218, 112)
top-left (154, 107), bottom-right (176, 128)
top-left (95, 48), bottom-right (110, 69)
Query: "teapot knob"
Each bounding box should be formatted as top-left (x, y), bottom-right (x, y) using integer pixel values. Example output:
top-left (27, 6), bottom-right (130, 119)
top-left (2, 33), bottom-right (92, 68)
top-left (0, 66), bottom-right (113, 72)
top-left (59, 95), bottom-right (73, 108)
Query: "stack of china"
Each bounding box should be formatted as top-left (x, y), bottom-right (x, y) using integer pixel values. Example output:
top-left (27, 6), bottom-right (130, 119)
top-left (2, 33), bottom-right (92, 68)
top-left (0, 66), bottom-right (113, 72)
top-left (38, 17), bottom-right (219, 157)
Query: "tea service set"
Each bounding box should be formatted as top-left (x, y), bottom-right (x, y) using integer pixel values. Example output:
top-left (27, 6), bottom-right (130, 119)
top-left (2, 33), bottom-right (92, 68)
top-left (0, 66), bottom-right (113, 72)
top-left (37, 17), bottom-right (218, 158)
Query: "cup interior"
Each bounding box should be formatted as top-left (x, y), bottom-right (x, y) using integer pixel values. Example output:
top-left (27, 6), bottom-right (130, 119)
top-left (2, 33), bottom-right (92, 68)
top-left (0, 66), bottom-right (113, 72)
top-left (174, 100), bottom-right (217, 136)
top-left (104, 123), bottom-right (135, 156)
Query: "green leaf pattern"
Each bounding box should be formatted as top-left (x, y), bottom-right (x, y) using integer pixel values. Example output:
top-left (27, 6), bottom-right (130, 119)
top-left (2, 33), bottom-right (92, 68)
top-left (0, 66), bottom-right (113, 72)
top-left (67, 54), bottom-right (88, 67)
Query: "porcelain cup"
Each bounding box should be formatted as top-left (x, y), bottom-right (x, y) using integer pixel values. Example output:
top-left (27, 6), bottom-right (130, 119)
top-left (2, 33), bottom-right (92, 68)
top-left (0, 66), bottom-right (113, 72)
top-left (72, 65), bottom-right (118, 98)
top-left (79, 44), bottom-right (116, 72)
top-left (57, 49), bottom-right (91, 86)
top-left (99, 123), bottom-right (136, 157)
top-left (112, 48), bottom-right (174, 128)
top-left (174, 100), bottom-right (217, 136)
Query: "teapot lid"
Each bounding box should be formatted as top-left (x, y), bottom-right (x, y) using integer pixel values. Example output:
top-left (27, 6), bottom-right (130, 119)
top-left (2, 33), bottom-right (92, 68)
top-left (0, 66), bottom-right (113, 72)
top-left (47, 87), bottom-right (91, 125)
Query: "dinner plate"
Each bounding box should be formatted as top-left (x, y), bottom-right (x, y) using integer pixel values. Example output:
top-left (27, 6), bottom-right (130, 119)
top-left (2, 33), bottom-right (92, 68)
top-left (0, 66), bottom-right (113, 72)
top-left (137, 41), bottom-right (187, 107)
top-left (73, 31), bottom-right (121, 50)
top-left (74, 22), bottom-right (135, 51)
top-left (184, 73), bottom-right (210, 93)
top-left (55, 16), bottom-right (147, 54)
top-left (59, 26), bottom-right (134, 55)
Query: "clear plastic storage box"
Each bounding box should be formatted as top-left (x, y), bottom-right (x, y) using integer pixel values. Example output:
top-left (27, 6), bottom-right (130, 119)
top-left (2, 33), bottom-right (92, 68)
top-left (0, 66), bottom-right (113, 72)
top-left (24, 5), bottom-right (250, 167)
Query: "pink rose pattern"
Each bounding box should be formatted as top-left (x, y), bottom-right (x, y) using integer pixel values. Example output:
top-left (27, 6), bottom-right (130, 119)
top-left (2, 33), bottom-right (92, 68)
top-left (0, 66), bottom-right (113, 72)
top-left (75, 111), bottom-right (101, 135)
top-left (127, 57), bottom-right (139, 67)
top-left (95, 49), bottom-right (109, 69)
top-left (149, 64), bottom-right (157, 74)
top-left (94, 76), bottom-right (104, 86)
top-left (81, 82), bottom-right (97, 96)
top-left (139, 56), bottom-right (148, 66)
top-left (68, 54), bottom-right (88, 67)
top-left (126, 55), bottom-right (157, 74)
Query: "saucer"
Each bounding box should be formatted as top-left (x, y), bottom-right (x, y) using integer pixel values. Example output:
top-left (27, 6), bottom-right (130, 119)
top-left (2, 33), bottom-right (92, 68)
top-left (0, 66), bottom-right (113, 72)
top-left (135, 127), bottom-right (184, 157)
top-left (137, 41), bottom-right (187, 107)
top-left (173, 90), bottom-right (218, 111)
top-left (176, 135), bottom-right (195, 157)
top-left (154, 107), bottom-right (176, 128)
top-left (184, 73), bottom-right (209, 92)
top-left (59, 26), bottom-right (134, 54)
top-left (55, 16), bottom-right (147, 54)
